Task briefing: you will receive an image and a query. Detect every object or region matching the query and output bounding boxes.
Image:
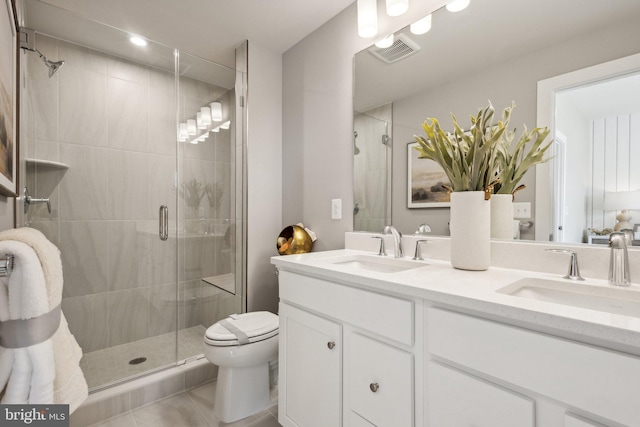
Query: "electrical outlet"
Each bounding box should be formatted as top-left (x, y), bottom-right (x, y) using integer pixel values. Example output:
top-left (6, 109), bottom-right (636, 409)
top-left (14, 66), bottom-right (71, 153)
top-left (513, 202), bottom-right (531, 219)
top-left (331, 199), bottom-right (342, 220)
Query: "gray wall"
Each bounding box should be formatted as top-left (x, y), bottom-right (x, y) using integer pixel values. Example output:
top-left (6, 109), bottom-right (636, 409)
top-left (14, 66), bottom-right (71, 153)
top-left (246, 41), bottom-right (282, 314)
top-left (282, 0), bottom-right (448, 250)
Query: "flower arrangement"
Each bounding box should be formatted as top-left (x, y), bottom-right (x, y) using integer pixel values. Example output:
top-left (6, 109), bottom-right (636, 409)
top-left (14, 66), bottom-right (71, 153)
top-left (493, 104), bottom-right (552, 196)
top-left (414, 102), bottom-right (552, 197)
top-left (179, 178), bottom-right (205, 209)
top-left (413, 102), bottom-right (506, 193)
top-left (205, 182), bottom-right (224, 213)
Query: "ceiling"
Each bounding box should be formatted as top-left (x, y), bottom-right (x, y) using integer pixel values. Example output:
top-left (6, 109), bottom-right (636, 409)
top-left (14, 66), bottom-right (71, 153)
top-left (26, 0), bottom-right (357, 68)
top-left (354, 0), bottom-right (640, 112)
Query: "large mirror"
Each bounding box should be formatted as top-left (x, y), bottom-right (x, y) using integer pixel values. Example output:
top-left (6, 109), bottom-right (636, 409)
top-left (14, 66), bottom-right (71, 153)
top-left (353, 0), bottom-right (640, 245)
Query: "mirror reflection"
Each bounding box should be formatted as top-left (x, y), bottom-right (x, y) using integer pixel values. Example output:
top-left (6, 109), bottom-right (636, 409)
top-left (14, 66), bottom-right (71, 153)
top-left (353, 0), bottom-right (640, 245)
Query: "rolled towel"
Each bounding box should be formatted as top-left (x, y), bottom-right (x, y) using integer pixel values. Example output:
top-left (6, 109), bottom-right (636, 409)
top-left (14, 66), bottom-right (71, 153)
top-left (0, 228), bottom-right (87, 412)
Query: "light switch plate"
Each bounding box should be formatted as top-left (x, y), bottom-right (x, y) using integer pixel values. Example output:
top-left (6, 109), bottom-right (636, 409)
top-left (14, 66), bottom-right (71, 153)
top-left (331, 199), bottom-right (342, 220)
top-left (513, 202), bottom-right (531, 219)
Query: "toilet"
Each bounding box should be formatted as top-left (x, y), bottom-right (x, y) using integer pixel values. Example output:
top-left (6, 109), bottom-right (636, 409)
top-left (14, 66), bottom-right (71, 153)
top-left (203, 311), bottom-right (279, 423)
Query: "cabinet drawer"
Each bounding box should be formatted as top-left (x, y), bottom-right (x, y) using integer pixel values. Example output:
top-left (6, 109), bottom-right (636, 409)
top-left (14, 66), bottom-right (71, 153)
top-left (428, 362), bottom-right (535, 427)
top-left (279, 271), bottom-right (414, 345)
top-left (427, 308), bottom-right (640, 426)
top-left (348, 333), bottom-right (413, 427)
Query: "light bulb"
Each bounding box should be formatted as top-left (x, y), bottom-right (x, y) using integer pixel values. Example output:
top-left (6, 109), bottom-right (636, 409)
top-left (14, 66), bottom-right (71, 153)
top-left (178, 123), bottom-right (188, 141)
top-left (410, 14), bottom-right (432, 35)
top-left (386, 0), bottom-right (408, 17)
top-left (375, 35), bottom-right (394, 49)
top-left (200, 107), bottom-right (212, 126)
top-left (187, 119), bottom-right (197, 135)
top-left (357, 0), bottom-right (378, 38)
top-left (129, 35), bottom-right (147, 47)
top-left (210, 102), bottom-right (222, 122)
top-left (446, 0), bottom-right (470, 12)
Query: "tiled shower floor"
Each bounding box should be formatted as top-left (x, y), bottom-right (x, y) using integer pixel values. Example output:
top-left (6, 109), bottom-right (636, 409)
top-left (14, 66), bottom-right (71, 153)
top-left (80, 326), bottom-right (206, 389)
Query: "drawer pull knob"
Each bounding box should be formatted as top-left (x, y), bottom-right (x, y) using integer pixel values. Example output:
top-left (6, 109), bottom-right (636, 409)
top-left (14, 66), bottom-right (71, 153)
top-left (327, 341), bottom-right (336, 350)
top-left (369, 382), bottom-right (379, 393)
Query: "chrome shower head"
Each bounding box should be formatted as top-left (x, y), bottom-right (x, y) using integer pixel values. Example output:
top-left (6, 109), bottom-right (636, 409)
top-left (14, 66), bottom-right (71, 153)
top-left (43, 57), bottom-right (65, 78)
top-left (20, 46), bottom-right (65, 78)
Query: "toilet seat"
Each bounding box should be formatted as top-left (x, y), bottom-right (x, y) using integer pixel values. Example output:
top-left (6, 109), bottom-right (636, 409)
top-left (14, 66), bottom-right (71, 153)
top-left (205, 311), bottom-right (279, 346)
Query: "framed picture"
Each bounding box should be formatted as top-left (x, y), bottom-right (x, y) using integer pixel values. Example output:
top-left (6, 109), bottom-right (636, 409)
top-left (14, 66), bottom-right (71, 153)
top-left (407, 141), bottom-right (451, 208)
top-left (0, 0), bottom-right (17, 196)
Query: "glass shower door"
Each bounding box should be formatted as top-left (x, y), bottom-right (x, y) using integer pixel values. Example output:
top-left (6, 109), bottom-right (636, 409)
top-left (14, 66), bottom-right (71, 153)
top-left (19, 0), bottom-right (180, 390)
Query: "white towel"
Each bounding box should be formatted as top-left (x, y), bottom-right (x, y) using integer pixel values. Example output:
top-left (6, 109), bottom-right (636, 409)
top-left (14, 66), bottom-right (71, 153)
top-left (0, 228), bottom-right (88, 413)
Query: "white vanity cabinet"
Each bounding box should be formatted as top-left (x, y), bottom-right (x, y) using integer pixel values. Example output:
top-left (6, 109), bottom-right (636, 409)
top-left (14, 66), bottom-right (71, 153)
top-left (278, 303), bottom-right (341, 427)
top-left (426, 307), bottom-right (640, 427)
top-left (278, 270), bottom-right (420, 427)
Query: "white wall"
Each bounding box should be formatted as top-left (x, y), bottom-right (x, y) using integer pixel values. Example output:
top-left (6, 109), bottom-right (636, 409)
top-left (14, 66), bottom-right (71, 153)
top-left (247, 41), bottom-right (282, 313)
top-left (282, 0), bottom-right (447, 250)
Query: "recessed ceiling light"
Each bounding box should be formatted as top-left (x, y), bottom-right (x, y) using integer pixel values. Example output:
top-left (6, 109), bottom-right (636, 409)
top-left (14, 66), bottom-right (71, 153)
top-left (129, 35), bottom-right (148, 47)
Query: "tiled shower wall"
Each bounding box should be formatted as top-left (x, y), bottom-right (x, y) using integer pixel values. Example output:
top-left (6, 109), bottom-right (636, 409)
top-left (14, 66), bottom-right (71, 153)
top-left (24, 34), bottom-right (241, 355)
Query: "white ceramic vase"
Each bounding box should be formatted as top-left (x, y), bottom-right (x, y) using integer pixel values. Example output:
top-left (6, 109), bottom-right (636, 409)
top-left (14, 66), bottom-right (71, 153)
top-left (450, 191), bottom-right (490, 271)
top-left (490, 194), bottom-right (514, 240)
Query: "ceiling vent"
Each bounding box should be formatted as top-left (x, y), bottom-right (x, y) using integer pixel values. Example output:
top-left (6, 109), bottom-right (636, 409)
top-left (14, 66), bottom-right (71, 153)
top-left (368, 33), bottom-right (421, 64)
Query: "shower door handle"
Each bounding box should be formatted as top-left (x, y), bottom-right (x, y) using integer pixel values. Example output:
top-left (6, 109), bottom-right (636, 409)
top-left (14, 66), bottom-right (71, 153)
top-left (159, 205), bottom-right (168, 241)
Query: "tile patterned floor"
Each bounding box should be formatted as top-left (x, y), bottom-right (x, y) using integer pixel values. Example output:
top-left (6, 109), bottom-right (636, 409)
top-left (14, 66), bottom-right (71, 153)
top-left (81, 326), bottom-right (207, 389)
top-left (88, 381), bottom-right (280, 427)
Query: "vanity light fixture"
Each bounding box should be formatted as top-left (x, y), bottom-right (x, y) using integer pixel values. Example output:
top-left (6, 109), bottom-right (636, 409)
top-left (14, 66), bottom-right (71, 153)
top-left (357, 0), bottom-right (378, 38)
top-left (200, 106), bottom-right (212, 126)
top-left (410, 14), bottom-right (432, 35)
top-left (129, 35), bottom-right (148, 47)
top-left (220, 121), bottom-right (231, 130)
top-left (178, 123), bottom-right (188, 142)
top-left (446, 0), bottom-right (470, 12)
top-left (386, 0), bottom-right (408, 17)
top-left (210, 101), bottom-right (223, 122)
top-left (375, 34), bottom-right (394, 49)
top-left (187, 119), bottom-right (197, 135)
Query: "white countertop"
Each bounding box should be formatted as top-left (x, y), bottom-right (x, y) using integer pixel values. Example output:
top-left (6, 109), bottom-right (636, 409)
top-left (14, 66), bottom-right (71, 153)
top-left (272, 249), bottom-right (640, 353)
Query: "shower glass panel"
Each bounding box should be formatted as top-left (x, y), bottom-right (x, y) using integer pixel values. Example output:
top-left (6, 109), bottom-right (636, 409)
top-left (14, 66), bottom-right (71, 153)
top-left (19, 0), bottom-right (245, 391)
top-left (353, 106), bottom-right (392, 232)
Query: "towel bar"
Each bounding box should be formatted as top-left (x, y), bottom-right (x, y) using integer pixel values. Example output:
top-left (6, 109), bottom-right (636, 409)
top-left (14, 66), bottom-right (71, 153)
top-left (0, 254), bottom-right (14, 277)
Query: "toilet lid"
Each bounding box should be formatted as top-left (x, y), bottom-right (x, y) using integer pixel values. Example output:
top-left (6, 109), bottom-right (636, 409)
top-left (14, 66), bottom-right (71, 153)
top-left (205, 311), bottom-right (279, 346)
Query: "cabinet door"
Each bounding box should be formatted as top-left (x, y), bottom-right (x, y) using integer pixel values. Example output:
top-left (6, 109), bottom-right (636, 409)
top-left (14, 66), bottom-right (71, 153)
top-left (279, 303), bottom-right (342, 427)
top-left (427, 362), bottom-right (535, 427)
top-left (349, 333), bottom-right (414, 427)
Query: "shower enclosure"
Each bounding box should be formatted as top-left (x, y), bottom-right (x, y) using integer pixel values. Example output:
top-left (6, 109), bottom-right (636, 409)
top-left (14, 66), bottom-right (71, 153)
top-left (18, 0), bottom-right (246, 391)
top-left (353, 104), bottom-right (392, 232)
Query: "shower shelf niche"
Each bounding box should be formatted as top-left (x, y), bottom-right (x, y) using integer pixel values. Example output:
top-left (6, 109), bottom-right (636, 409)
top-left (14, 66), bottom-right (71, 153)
top-left (26, 158), bottom-right (69, 170)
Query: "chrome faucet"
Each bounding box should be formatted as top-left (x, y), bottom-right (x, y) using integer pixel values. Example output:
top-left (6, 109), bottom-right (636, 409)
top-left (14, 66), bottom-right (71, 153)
top-left (545, 248), bottom-right (584, 280)
top-left (382, 225), bottom-right (404, 258)
top-left (609, 231), bottom-right (631, 287)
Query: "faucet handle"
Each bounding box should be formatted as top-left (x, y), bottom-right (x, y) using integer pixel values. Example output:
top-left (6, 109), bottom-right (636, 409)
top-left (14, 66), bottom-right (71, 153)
top-left (414, 224), bottom-right (432, 235)
top-left (413, 239), bottom-right (430, 260)
top-left (545, 249), bottom-right (584, 281)
top-left (371, 236), bottom-right (387, 256)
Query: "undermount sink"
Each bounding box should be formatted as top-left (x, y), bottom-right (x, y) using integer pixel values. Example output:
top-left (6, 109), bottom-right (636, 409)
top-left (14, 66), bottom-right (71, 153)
top-left (322, 254), bottom-right (426, 273)
top-left (498, 278), bottom-right (640, 317)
